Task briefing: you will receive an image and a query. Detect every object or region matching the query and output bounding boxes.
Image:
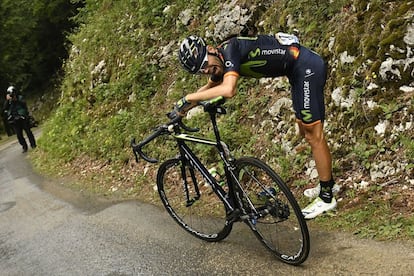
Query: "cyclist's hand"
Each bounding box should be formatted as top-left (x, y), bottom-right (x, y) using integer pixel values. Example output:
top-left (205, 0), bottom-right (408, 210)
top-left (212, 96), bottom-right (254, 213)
top-left (174, 97), bottom-right (192, 113)
top-left (167, 97), bottom-right (194, 119)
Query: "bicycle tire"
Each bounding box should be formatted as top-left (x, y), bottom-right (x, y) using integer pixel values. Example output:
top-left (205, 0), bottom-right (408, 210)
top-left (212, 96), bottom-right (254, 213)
top-left (234, 157), bottom-right (310, 265)
top-left (157, 158), bottom-right (232, 242)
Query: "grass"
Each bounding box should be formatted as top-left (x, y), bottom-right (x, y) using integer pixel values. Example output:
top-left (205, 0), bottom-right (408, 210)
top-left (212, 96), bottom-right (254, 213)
top-left (316, 199), bottom-right (414, 240)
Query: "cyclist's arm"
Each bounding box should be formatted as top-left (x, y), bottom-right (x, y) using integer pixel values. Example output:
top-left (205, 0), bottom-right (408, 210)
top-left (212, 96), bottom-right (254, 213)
top-left (186, 73), bottom-right (239, 102)
top-left (196, 78), bottom-right (221, 93)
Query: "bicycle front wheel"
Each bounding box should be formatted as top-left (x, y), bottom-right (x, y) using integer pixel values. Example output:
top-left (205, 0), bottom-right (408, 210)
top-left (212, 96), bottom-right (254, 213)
top-left (157, 158), bottom-right (232, 242)
top-left (234, 157), bottom-right (310, 265)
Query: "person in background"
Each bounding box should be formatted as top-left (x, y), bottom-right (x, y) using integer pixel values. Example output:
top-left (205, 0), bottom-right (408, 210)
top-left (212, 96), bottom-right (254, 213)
top-left (1, 89), bottom-right (15, 136)
top-left (3, 86), bottom-right (36, 153)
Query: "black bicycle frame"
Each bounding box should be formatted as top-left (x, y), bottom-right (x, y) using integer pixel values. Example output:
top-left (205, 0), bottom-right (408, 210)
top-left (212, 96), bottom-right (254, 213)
top-left (173, 112), bottom-right (237, 213)
top-left (174, 136), bottom-right (235, 211)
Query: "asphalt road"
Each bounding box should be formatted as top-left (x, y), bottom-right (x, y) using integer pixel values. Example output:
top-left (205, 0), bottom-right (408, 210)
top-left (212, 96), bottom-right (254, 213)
top-left (1, 135), bottom-right (414, 275)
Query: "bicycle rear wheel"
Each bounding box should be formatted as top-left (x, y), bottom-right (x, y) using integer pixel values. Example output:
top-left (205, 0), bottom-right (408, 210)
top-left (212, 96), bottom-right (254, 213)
top-left (157, 158), bottom-right (232, 242)
top-left (234, 157), bottom-right (310, 265)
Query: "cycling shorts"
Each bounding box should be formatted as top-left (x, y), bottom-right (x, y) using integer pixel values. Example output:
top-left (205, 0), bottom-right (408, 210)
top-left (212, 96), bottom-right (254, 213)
top-left (288, 47), bottom-right (327, 124)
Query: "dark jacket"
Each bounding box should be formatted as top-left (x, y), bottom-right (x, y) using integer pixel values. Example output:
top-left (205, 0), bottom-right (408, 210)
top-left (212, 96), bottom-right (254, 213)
top-left (3, 95), bottom-right (29, 123)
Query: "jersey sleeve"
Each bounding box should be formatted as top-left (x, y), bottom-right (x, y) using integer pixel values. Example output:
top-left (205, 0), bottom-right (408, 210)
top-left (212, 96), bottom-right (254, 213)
top-left (219, 38), bottom-right (241, 75)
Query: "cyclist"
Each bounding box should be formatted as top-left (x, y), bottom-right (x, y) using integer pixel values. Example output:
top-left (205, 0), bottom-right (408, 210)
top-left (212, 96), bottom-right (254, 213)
top-left (172, 34), bottom-right (337, 219)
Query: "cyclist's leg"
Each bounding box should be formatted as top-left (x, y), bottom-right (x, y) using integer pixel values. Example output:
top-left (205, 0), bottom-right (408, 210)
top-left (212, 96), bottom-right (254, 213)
top-left (298, 120), bottom-right (332, 181)
top-left (289, 47), bottom-right (336, 218)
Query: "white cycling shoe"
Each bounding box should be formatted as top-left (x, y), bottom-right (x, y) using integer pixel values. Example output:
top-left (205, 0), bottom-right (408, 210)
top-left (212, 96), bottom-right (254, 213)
top-left (302, 197), bottom-right (337, 219)
top-left (303, 184), bottom-right (340, 198)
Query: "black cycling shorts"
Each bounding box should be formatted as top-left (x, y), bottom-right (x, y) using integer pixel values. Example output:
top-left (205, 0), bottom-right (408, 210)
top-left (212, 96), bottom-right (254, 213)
top-left (288, 47), bottom-right (327, 124)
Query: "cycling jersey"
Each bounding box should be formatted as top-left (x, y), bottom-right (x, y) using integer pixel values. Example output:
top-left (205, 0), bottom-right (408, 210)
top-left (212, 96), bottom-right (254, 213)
top-left (213, 34), bottom-right (299, 80)
top-left (211, 34), bottom-right (327, 124)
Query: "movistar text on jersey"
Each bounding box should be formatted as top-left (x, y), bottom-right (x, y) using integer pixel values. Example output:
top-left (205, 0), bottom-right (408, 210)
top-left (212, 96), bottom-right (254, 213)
top-left (261, 48), bottom-right (286, 55)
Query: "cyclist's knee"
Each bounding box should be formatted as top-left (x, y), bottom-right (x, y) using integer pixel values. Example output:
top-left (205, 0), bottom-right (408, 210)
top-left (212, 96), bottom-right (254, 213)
top-left (296, 120), bottom-right (305, 137)
top-left (300, 121), bottom-right (324, 145)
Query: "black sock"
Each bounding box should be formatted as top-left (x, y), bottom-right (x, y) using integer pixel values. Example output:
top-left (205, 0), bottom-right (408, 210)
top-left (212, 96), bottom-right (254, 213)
top-left (319, 179), bottom-right (334, 203)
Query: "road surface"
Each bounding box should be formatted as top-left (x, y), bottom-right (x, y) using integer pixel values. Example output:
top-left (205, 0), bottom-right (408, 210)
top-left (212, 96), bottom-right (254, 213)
top-left (1, 136), bottom-right (414, 275)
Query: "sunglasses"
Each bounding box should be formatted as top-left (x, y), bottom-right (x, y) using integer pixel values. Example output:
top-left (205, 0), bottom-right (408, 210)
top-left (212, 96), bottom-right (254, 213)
top-left (198, 52), bottom-right (209, 74)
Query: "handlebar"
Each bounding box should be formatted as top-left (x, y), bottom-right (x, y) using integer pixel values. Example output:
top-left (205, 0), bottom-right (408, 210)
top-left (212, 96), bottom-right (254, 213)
top-left (131, 126), bottom-right (167, 163)
top-left (131, 96), bottom-right (226, 163)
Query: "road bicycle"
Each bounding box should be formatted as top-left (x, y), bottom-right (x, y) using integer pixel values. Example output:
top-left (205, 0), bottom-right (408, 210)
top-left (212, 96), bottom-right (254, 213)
top-left (131, 96), bottom-right (310, 265)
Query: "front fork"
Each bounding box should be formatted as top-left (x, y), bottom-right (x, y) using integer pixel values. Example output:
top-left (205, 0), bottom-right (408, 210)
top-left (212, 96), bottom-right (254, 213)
top-left (180, 162), bottom-right (200, 207)
top-left (180, 160), bottom-right (232, 211)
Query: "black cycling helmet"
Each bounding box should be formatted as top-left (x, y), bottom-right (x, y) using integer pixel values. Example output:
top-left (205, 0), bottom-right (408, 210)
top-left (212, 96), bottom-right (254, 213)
top-left (178, 35), bottom-right (208, 74)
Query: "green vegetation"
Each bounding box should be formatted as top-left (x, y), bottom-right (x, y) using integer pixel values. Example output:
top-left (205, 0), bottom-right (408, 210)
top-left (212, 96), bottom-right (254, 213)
top-left (0, 0), bottom-right (81, 93)
top-left (0, 0), bottom-right (81, 136)
top-left (21, 0), bottom-right (414, 241)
